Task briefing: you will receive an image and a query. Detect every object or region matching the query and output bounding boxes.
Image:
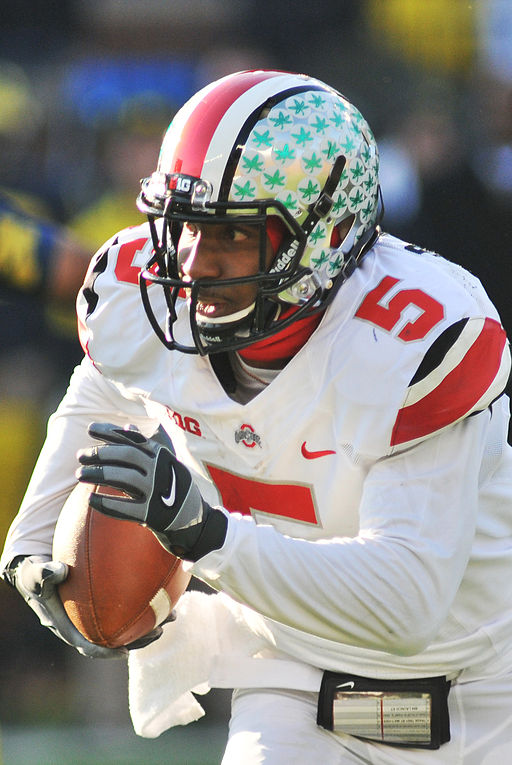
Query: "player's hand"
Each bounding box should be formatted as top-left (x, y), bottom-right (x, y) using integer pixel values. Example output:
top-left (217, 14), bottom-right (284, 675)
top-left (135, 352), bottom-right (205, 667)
top-left (8, 555), bottom-right (126, 659)
top-left (76, 423), bottom-right (228, 562)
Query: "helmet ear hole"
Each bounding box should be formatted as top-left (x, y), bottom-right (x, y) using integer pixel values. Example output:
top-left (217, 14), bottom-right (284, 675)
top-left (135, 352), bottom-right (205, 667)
top-left (330, 225), bottom-right (341, 249)
top-left (330, 214), bottom-right (355, 248)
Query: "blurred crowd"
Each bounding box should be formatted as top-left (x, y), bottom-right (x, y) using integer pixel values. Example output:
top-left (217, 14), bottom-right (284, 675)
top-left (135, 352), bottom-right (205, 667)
top-left (1, 0), bottom-right (511, 729)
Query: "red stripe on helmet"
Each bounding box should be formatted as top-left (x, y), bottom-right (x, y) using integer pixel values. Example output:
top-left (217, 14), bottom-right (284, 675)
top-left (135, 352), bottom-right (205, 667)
top-left (165, 70), bottom-right (287, 178)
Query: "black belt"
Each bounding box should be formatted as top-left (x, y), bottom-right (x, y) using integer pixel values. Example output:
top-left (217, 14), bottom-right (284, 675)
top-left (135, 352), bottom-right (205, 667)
top-left (317, 671), bottom-right (451, 749)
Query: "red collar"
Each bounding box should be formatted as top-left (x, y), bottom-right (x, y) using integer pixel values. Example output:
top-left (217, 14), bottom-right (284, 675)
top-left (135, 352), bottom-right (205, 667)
top-left (239, 308), bottom-right (323, 365)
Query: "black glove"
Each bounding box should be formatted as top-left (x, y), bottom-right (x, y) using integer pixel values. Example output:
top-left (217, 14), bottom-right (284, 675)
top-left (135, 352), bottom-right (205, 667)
top-left (5, 555), bottom-right (169, 656)
top-left (76, 423), bottom-right (228, 562)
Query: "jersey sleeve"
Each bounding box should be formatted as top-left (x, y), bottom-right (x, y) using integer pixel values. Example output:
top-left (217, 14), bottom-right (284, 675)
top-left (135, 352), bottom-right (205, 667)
top-left (75, 223), bottom-right (168, 390)
top-left (391, 315), bottom-right (510, 448)
top-left (0, 357), bottom-right (157, 571)
top-left (191, 409), bottom-right (493, 660)
top-left (332, 245), bottom-right (511, 456)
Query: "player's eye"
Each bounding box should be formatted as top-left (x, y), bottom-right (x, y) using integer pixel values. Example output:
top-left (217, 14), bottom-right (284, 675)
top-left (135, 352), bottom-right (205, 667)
top-left (224, 224), bottom-right (251, 243)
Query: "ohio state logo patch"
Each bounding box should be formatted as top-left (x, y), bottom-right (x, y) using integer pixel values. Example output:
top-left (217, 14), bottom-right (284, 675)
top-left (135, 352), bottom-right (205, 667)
top-left (235, 423), bottom-right (262, 448)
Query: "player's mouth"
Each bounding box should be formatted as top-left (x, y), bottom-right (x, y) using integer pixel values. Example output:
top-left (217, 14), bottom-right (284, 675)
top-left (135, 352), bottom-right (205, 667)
top-left (192, 289), bottom-right (257, 326)
top-left (194, 291), bottom-right (233, 318)
top-left (196, 299), bottom-right (228, 317)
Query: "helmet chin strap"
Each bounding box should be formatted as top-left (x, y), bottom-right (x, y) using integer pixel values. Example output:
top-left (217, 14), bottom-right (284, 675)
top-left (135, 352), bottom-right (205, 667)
top-left (194, 298), bottom-right (271, 352)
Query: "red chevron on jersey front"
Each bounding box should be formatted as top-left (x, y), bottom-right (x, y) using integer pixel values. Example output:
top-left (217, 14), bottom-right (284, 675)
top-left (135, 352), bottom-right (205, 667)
top-left (391, 317), bottom-right (509, 446)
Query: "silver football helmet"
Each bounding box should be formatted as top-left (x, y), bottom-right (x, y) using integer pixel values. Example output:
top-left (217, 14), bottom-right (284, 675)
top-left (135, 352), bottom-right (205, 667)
top-left (137, 69), bottom-right (382, 355)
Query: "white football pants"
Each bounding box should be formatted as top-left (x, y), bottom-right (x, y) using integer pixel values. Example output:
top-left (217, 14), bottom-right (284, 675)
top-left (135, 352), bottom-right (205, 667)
top-left (221, 673), bottom-right (512, 764)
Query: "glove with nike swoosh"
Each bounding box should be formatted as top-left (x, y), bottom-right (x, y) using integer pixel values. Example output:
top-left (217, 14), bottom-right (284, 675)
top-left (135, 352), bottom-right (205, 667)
top-left (76, 423), bottom-right (228, 562)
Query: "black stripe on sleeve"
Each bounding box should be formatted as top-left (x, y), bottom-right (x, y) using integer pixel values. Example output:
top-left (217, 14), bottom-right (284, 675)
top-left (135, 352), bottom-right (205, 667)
top-left (409, 318), bottom-right (469, 385)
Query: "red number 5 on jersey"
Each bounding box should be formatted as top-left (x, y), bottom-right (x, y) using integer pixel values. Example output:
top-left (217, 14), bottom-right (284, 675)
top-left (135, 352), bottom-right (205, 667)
top-left (206, 464), bottom-right (319, 526)
top-left (114, 238), bottom-right (150, 285)
top-left (355, 275), bottom-right (444, 341)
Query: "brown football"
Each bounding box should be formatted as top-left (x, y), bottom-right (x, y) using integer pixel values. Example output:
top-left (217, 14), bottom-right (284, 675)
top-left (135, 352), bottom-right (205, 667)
top-left (52, 482), bottom-right (191, 648)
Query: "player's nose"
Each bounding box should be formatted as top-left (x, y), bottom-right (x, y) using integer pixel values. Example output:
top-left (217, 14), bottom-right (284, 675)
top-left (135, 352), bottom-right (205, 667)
top-left (181, 231), bottom-right (224, 281)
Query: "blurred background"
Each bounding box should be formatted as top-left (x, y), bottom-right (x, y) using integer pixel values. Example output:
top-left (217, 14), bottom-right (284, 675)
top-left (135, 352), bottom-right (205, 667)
top-left (0, 1), bottom-right (511, 762)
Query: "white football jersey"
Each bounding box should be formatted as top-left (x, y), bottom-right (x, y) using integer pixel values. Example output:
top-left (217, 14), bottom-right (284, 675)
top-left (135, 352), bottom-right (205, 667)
top-left (3, 223), bottom-right (512, 688)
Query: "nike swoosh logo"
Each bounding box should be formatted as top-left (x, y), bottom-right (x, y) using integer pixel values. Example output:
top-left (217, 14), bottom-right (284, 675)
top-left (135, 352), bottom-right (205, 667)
top-left (301, 441), bottom-right (336, 460)
top-left (161, 466), bottom-right (176, 507)
top-left (336, 681), bottom-right (355, 690)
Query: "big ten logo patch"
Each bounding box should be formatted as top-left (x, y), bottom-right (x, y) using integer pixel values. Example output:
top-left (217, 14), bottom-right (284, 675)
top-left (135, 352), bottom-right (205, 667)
top-left (166, 407), bottom-right (202, 436)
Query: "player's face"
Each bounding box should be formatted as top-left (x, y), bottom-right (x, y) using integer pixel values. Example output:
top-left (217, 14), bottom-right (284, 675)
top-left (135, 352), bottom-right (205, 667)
top-left (177, 221), bottom-right (274, 319)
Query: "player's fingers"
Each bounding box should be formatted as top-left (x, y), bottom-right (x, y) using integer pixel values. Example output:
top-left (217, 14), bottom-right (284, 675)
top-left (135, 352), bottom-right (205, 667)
top-left (76, 464), bottom-right (148, 499)
top-left (87, 422), bottom-right (148, 448)
top-left (40, 561), bottom-right (69, 585)
top-left (77, 444), bottom-right (148, 473)
top-left (37, 562), bottom-right (69, 598)
top-left (17, 557), bottom-right (68, 595)
top-left (76, 642), bottom-right (128, 659)
top-left (89, 493), bottom-right (147, 524)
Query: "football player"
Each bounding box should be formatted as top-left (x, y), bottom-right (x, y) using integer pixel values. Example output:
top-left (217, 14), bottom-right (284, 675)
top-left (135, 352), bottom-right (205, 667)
top-left (2, 70), bottom-right (512, 763)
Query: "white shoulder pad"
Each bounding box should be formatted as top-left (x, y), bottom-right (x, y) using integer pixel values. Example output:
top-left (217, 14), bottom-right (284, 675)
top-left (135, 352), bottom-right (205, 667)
top-left (76, 222), bottom-right (168, 390)
top-left (326, 235), bottom-right (510, 454)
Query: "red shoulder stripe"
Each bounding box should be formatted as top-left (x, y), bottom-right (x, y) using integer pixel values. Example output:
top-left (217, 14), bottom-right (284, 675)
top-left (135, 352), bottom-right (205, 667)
top-left (391, 318), bottom-right (508, 446)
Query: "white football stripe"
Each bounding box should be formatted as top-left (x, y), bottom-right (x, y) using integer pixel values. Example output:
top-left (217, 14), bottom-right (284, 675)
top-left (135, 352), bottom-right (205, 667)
top-left (403, 318), bottom-right (485, 407)
top-left (470, 341), bottom-right (511, 412)
top-left (149, 587), bottom-right (172, 626)
top-left (203, 73), bottom-right (313, 196)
